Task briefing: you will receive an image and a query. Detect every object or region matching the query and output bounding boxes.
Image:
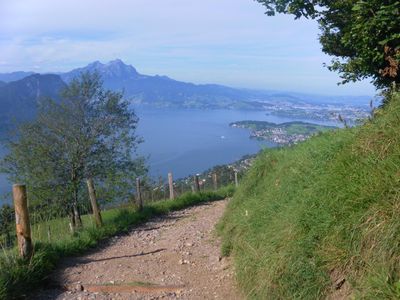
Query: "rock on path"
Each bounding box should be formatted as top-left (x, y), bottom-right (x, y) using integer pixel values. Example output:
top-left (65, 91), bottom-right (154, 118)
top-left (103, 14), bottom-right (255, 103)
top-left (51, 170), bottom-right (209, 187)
top-left (35, 199), bottom-right (241, 300)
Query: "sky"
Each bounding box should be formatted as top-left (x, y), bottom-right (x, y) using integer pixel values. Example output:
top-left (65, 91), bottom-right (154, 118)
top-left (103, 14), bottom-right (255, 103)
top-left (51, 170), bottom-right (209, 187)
top-left (0, 0), bottom-right (376, 96)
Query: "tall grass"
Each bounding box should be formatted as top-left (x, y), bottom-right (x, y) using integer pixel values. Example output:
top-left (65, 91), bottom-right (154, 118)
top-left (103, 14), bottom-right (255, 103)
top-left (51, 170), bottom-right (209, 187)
top-left (0, 186), bottom-right (234, 299)
top-left (218, 93), bottom-right (400, 299)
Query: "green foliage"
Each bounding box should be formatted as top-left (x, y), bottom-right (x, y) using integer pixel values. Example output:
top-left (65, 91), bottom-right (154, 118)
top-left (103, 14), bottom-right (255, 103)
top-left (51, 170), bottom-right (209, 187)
top-left (1, 72), bottom-right (146, 227)
top-left (256, 0), bottom-right (400, 89)
top-left (0, 205), bottom-right (14, 247)
top-left (0, 205), bottom-right (13, 235)
top-left (219, 92), bottom-right (400, 298)
top-left (0, 187), bottom-right (234, 299)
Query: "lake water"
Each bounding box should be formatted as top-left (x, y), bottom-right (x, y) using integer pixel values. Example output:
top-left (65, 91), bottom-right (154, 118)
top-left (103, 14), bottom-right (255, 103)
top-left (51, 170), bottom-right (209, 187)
top-left (0, 107), bottom-right (338, 205)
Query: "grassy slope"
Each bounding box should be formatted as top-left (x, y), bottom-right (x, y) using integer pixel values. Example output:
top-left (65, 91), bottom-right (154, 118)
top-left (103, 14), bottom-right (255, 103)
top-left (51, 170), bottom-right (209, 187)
top-left (219, 93), bottom-right (400, 299)
top-left (0, 186), bottom-right (234, 299)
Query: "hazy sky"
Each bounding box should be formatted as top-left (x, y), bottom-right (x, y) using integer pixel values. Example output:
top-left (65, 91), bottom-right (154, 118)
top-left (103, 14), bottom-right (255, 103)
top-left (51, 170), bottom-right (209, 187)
top-left (0, 0), bottom-right (376, 95)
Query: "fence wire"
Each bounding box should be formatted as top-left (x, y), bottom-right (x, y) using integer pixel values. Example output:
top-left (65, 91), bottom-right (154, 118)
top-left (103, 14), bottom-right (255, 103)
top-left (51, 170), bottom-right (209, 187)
top-left (0, 168), bottom-right (243, 254)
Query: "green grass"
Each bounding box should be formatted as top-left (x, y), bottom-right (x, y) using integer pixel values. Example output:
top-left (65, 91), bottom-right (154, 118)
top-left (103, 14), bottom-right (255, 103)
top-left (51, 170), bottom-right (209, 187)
top-left (0, 186), bottom-right (234, 299)
top-left (218, 93), bottom-right (400, 299)
top-left (284, 123), bottom-right (333, 135)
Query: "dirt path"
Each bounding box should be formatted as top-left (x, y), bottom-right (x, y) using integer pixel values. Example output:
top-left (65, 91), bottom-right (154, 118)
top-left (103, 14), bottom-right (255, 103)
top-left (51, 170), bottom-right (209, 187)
top-left (36, 199), bottom-right (241, 300)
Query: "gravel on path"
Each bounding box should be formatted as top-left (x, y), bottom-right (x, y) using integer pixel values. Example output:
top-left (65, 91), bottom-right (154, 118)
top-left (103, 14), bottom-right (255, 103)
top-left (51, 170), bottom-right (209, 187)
top-left (35, 199), bottom-right (241, 300)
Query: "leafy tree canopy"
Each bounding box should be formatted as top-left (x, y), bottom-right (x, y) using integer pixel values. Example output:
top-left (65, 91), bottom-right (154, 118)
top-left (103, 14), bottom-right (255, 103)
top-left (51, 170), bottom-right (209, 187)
top-left (256, 0), bottom-right (400, 90)
top-left (1, 72), bottom-right (146, 228)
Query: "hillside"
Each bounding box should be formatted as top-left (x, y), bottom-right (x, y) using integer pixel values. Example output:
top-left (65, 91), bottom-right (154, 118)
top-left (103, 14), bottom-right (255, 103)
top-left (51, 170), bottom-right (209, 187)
top-left (219, 92), bottom-right (400, 299)
top-left (0, 74), bottom-right (66, 137)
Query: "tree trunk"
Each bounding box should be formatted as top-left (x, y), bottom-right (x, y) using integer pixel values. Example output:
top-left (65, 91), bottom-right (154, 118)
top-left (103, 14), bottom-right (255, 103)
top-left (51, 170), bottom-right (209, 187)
top-left (73, 204), bottom-right (82, 228)
top-left (72, 186), bottom-right (82, 228)
top-left (70, 170), bottom-right (82, 230)
top-left (69, 206), bottom-right (76, 234)
top-left (86, 178), bottom-right (103, 227)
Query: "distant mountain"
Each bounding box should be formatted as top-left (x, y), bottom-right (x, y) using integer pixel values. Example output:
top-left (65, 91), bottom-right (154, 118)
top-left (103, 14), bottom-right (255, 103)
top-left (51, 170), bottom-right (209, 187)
top-left (61, 59), bottom-right (141, 84)
top-left (59, 59), bottom-right (372, 109)
top-left (60, 59), bottom-right (261, 109)
top-left (0, 74), bottom-right (66, 137)
top-left (0, 60), bottom-right (373, 110)
top-left (0, 71), bottom-right (35, 83)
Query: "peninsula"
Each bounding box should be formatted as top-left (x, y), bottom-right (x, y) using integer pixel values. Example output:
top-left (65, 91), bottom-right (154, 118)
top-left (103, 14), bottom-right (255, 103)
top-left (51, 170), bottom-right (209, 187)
top-left (230, 120), bottom-right (336, 145)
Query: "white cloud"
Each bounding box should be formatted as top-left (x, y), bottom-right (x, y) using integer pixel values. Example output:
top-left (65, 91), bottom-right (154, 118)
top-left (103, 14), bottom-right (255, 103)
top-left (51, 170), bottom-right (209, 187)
top-left (0, 0), bottom-right (375, 95)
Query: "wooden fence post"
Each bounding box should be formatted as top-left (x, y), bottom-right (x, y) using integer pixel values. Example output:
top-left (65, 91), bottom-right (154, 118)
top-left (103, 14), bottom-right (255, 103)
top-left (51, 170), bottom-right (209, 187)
top-left (234, 171), bottom-right (239, 187)
top-left (12, 184), bottom-right (33, 259)
top-left (194, 174), bottom-right (200, 193)
top-left (168, 172), bottom-right (174, 199)
top-left (136, 178), bottom-right (143, 211)
top-left (47, 225), bottom-right (51, 242)
top-left (86, 178), bottom-right (103, 227)
top-left (212, 173), bottom-right (218, 190)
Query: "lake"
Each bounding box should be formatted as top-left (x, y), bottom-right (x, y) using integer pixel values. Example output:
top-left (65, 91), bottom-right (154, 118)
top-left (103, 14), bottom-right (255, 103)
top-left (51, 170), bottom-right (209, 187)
top-left (0, 107), bottom-right (338, 205)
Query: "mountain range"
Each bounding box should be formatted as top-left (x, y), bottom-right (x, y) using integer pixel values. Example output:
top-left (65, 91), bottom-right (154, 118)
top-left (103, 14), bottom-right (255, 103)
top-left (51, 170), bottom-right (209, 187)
top-left (0, 71), bottom-right (35, 83)
top-left (0, 74), bottom-right (66, 137)
top-left (0, 59), bottom-right (372, 138)
top-left (2, 59), bottom-right (373, 106)
top-left (60, 59), bottom-right (270, 109)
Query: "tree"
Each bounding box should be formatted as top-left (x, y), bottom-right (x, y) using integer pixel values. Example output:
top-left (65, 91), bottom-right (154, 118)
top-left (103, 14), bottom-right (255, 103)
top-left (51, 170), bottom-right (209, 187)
top-left (256, 0), bottom-right (400, 91)
top-left (0, 204), bottom-right (14, 247)
top-left (1, 72), bottom-right (146, 232)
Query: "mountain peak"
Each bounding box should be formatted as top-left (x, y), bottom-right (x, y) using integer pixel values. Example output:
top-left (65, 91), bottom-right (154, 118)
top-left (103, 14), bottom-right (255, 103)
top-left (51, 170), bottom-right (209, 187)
top-left (87, 60), bottom-right (104, 68)
top-left (107, 59), bottom-right (124, 65)
top-left (105, 59), bottom-right (138, 76)
top-left (62, 59), bottom-right (139, 83)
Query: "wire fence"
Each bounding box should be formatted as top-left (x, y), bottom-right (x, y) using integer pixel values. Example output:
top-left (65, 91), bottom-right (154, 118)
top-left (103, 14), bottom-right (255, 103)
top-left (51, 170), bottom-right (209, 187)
top-left (0, 168), bottom-right (243, 255)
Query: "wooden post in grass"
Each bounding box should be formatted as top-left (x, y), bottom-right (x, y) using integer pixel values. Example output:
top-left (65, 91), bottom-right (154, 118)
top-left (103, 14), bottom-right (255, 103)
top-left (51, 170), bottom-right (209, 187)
top-left (136, 178), bottom-right (143, 211)
top-left (212, 173), bottom-right (218, 190)
top-left (86, 178), bottom-right (103, 227)
top-left (12, 184), bottom-right (33, 259)
top-left (194, 174), bottom-right (200, 193)
top-left (234, 171), bottom-right (239, 187)
top-left (168, 172), bottom-right (174, 199)
top-left (47, 225), bottom-right (51, 242)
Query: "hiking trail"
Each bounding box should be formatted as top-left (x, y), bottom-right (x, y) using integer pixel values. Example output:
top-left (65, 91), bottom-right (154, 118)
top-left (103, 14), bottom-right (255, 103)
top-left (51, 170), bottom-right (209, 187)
top-left (36, 199), bottom-right (241, 300)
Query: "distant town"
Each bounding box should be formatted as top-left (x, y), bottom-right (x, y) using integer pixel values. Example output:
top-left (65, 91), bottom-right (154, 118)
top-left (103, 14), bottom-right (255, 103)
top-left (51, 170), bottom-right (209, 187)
top-left (262, 101), bottom-right (370, 124)
top-left (230, 120), bottom-right (336, 145)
